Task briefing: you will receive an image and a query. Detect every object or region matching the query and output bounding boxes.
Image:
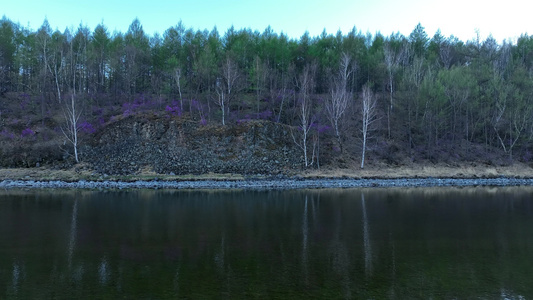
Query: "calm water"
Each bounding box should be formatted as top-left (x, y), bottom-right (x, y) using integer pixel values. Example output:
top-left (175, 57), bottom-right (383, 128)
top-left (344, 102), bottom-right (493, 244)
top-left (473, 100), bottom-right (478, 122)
top-left (1, 187), bottom-right (533, 299)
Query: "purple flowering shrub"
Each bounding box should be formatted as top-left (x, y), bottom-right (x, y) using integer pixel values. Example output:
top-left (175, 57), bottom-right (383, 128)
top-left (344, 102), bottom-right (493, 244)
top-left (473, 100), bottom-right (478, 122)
top-left (21, 127), bottom-right (35, 138)
top-left (121, 94), bottom-right (162, 117)
top-left (165, 101), bottom-right (182, 117)
top-left (122, 101), bottom-right (142, 117)
top-left (79, 121), bottom-right (96, 134)
top-left (257, 110), bottom-right (273, 120)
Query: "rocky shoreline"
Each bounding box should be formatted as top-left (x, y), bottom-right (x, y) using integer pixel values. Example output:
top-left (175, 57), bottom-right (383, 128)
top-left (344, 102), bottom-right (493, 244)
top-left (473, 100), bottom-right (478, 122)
top-left (2, 177), bottom-right (533, 190)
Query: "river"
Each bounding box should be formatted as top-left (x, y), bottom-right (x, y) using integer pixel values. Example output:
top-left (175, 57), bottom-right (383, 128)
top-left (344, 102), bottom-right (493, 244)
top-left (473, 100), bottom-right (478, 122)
top-left (1, 187), bottom-right (532, 298)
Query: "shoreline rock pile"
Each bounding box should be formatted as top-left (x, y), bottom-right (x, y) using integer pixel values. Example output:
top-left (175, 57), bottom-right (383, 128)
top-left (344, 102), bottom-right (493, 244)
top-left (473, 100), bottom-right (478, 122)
top-left (2, 177), bottom-right (533, 190)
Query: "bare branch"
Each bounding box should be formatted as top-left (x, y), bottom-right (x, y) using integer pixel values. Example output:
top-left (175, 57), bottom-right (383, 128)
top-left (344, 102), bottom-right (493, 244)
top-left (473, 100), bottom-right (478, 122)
top-left (326, 53), bottom-right (354, 152)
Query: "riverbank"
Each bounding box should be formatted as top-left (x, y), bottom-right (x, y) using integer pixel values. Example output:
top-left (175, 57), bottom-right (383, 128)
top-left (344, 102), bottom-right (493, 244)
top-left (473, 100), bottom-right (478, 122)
top-left (2, 177), bottom-right (533, 190)
top-left (1, 163), bottom-right (533, 189)
top-left (302, 162), bottom-right (533, 179)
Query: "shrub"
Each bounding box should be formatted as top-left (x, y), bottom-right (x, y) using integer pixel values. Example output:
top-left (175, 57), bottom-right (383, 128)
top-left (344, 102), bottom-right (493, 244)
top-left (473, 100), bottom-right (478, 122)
top-left (79, 121), bottom-right (96, 134)
top-left (257, 110), bottom-right (273, 120)
top-left (165, 101), bottom-right (182, 117)
top-left (21, 127), bottom-right (35, 138)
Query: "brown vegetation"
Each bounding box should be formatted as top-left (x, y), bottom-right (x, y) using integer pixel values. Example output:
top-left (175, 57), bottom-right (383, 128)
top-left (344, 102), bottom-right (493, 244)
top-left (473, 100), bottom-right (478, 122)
top-left (1, 161), bottom-right (531, 182)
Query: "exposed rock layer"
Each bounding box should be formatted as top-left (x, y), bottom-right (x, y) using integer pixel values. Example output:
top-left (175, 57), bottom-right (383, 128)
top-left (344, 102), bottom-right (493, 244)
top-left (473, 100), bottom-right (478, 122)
top-left (84, 116), bottom-right (302, 175)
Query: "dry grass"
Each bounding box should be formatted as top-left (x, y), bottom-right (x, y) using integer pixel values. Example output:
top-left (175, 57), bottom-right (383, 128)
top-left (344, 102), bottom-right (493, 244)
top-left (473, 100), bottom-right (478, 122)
top-left (0, 167), bottom-right (245, 182)
top-left (0, 167), bottom-right (94, 181)
top-left (302, 162), bottom-right (533, 179)
top-left (1, 162), bottom-right (532, 182)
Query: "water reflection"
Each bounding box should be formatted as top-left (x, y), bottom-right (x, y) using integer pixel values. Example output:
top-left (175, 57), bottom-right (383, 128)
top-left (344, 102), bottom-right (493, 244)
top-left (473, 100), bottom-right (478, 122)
top-left (389, 232), bottom-right (397, 299)
top-left (173, 265), bottom-right (180, 296)
top-left (214, 235), bottom-right (225, 273)
top-left (1, 187), bottom-right (533, 298)
top-left (361, 192), bottom-right (372, 277)
top-left (12, 261), bottom-right (21, 294)
top-left (329, 205), bottom-right (351, 299)
top-left (301, 196), bottom-right (309, 286)
top-left (67, 199), bottom-right (78, 269)
top-left (72, 264), bottom-right (84, 283)
top-left (99, 256), bottom-right (110, 285)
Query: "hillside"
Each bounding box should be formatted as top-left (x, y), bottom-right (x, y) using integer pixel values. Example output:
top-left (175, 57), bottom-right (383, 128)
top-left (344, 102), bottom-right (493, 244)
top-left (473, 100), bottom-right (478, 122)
top-left (2, 105), bottom-right (533, 179)
top-left (2, 17), bottom-right (533, 179)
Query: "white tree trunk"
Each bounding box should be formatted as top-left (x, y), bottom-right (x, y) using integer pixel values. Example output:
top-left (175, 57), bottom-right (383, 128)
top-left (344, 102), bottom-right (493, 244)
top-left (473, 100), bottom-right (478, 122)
top-left (61, 94), bottom-right (81, 163)
top-left (214, 57), bottom-right (239, 125)
top-left (221, 94), bottom-right (225, 126)
top-left (361, 83), bottom-right (377, 169)
top-left (361, 133), bottom-right (367, 169)
top-left (292, 63), bottom-right (316, 168)
top-left (174, 68), bottom-right (183, 111)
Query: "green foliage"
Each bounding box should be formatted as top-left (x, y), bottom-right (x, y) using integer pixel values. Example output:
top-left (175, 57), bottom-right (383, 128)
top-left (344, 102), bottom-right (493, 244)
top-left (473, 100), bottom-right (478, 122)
top-left (409, 23), bottom-right (429, 58)
top-left (2, 16), bottom-right (533, 164)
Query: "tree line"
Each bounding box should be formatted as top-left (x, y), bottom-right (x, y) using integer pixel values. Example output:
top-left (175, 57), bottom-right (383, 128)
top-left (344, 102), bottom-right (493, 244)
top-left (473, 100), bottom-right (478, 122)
top-left (1, 16), bottom-right (533, 166)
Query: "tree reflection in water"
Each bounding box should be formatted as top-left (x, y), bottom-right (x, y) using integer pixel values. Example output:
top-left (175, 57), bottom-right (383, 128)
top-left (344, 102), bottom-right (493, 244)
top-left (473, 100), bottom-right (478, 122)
top-left (361, 192), bottom-right (372, 277)
top-left (301, 196), bottom-right (309, 286)
top-left (1, 188), bottom-right (533, 298)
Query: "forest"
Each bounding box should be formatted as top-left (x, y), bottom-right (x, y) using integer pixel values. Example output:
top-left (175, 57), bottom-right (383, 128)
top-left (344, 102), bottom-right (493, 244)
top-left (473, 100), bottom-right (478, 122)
top-left (1, 16), bottom-right (533, 170)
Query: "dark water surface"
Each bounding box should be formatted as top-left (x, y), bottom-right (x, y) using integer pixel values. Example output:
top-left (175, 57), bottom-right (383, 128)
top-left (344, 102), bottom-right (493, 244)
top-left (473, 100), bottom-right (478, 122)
top-left (1, 187), bottom-right (533, 299)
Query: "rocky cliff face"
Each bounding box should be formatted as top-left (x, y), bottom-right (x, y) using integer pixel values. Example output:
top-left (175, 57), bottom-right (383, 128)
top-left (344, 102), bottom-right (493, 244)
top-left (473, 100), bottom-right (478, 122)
top-left (83, 116), bottom-right (303, 175)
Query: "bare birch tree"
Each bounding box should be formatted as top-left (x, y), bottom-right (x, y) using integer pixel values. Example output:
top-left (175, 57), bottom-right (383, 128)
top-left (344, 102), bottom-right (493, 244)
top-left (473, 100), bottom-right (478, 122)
top-left (174, 67), bottom-right (184, 111)
top-left (361, 83), bottom-right (378, 169)
top-left (61, 94), bottom-right (82, 163)
top-left (383, 41), bottom-right (406, 138)
top-left (36, 20), bottom-right (53, 121)
top-left (48, 33), bottom-right (66, 103)
top-left (492, 81), bottom-right (529, 159)
top-left (292, 63), bottom-right (316, 168)
top-left (253, 56), bottom-right (269, 117)
top-left (273, 64), bottom-right (295, 123)
top-left (326, 52), bottom-right (353, 152)
top-left (214, 57), bottom-right (240, 125)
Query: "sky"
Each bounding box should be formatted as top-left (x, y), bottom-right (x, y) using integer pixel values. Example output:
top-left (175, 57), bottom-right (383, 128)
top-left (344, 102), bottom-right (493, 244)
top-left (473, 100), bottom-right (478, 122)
top-left (3, 0), bottom-right (532, 43)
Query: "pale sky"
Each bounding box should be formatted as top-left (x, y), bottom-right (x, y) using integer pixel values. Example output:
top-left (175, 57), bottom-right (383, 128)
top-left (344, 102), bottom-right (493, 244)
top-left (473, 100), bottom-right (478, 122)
top-left (3, 0), bottom-right (532, 43)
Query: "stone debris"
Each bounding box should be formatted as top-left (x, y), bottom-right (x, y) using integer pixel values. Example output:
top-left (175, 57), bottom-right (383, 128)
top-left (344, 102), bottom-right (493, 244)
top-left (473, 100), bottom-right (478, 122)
top-left (2, 177), bottom-right (533, 190)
